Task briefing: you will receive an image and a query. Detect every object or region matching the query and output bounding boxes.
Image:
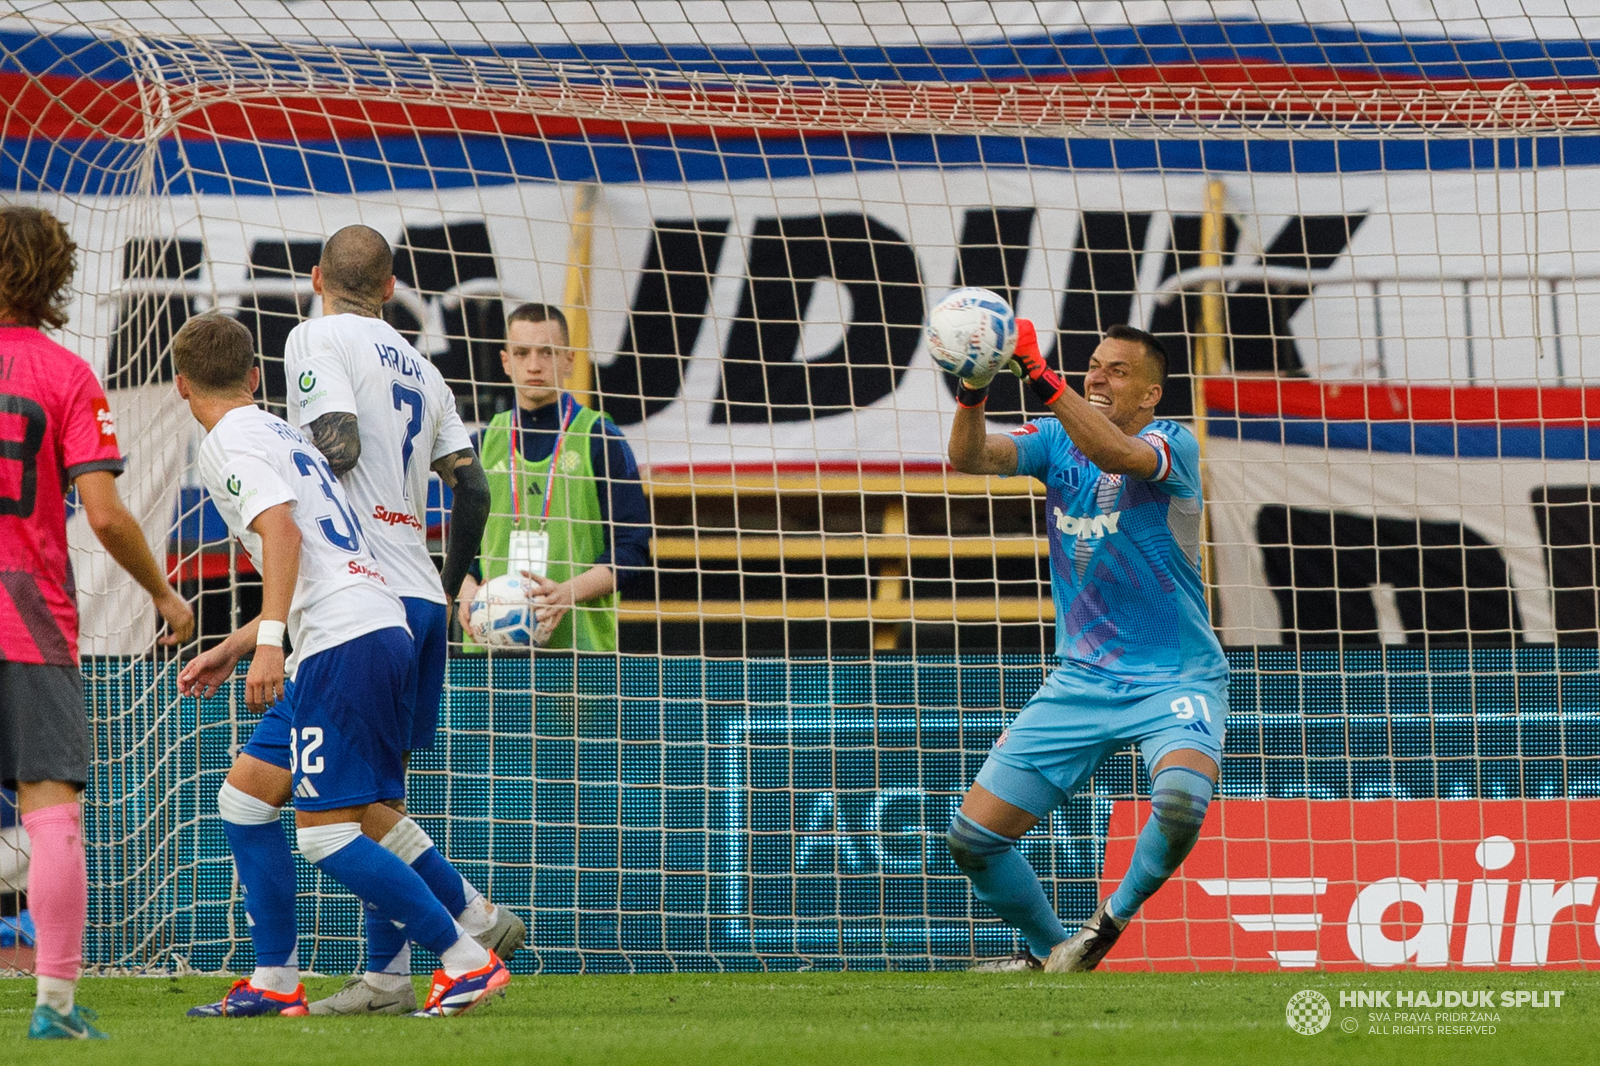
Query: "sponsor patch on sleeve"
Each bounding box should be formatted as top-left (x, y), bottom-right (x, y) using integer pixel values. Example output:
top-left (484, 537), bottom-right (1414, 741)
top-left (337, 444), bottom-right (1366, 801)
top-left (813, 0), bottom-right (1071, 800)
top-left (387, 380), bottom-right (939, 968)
top-left (1009, 423), bottom-right (1039, 436)
top-left (91, 396), bottom-right (118, 447)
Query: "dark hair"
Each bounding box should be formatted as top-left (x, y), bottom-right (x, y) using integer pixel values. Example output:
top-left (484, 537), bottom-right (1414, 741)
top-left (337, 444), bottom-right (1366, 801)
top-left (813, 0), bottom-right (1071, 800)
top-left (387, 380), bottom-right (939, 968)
top-left (173, 314), bottom-right (257, 391)
top-left (0, 207), bottom-right (77, 330)
top-left (319, 225), bottom-right (393, 301)
top-left (1105, 324), bottom-right (1168, 386)
top-left (506, 302), bottom-right (569, 344)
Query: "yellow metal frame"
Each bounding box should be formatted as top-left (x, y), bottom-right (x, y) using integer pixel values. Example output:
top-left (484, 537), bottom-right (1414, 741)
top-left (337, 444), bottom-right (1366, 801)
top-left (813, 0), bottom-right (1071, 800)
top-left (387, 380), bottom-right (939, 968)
top-left (1194, 178), bottom-right (1227, 625)
top-left (563, 183), bottom-right (598, 409)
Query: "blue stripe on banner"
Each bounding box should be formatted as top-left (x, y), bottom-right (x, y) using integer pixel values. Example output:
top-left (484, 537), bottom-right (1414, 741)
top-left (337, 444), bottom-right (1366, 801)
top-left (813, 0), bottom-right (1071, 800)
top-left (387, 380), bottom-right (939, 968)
top-left (1210, 413), bottom-right (1600, 460)
top-left (7, 132), bottom-right (1593, 195)
top-left (11, 21), bottom-right (1600, 85)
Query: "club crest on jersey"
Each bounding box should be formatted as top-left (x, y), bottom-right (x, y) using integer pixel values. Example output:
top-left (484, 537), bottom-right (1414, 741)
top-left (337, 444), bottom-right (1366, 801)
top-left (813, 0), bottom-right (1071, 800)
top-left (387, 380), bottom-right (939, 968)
top-left (1054, 506), bottom-right (1121, 539)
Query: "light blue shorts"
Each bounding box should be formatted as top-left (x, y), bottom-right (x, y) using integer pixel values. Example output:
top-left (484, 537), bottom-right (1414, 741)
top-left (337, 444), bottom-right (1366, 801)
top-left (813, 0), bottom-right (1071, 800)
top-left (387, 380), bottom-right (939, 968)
top-left (974, 665), bottom-right (1228, 819)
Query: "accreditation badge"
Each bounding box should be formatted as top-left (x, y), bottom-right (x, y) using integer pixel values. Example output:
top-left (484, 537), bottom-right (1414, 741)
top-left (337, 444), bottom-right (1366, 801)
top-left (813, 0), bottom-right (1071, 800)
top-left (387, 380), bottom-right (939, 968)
top-left (508, 529), bottom-right (550, 579)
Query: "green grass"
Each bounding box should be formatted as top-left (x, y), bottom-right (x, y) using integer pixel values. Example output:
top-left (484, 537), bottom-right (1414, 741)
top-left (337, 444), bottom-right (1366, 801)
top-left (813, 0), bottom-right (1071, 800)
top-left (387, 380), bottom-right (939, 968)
top-left (1, 972), bottom-right (1592, 1065)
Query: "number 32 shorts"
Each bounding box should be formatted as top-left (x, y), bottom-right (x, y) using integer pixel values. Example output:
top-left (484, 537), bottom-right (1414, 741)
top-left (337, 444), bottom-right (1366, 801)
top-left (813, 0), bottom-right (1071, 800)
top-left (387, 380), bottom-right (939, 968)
top-left (242, 626), bottom-right (415, 811)
top-left (974, 665), bottom-right (1229, 819)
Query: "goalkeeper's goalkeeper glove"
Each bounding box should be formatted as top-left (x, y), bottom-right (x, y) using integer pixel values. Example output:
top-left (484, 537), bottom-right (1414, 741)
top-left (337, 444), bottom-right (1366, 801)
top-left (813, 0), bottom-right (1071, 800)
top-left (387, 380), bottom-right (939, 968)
top-left (955, 357), bottom-right (1001, 408)
top-left (1007, 319), bottom-right (1067, 406)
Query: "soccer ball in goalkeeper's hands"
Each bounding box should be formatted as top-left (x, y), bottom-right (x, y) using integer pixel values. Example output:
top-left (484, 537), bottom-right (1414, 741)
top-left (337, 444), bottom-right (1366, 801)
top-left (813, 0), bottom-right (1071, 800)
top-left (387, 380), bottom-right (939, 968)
top-left (469, 574), bottom-right (536, 647)
top-left (924, 288), bottom-right (1018, 383)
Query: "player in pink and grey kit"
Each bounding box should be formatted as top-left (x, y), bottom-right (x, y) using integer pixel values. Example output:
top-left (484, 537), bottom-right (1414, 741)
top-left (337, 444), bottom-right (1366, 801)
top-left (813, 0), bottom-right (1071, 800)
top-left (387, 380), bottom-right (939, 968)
top-left (0, 207), bottom-right (194, 1039)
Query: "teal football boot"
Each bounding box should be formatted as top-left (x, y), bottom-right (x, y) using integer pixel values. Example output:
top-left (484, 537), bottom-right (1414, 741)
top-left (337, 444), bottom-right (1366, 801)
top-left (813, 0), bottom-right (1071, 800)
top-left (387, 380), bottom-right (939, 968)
top-left (28, 1002), bottom-right (108, 1039)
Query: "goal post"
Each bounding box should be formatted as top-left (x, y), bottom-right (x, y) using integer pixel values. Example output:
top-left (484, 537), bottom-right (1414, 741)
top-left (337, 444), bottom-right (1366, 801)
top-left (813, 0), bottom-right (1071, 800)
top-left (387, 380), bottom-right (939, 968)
top-left (5, 3), bottom-right (1600, 973)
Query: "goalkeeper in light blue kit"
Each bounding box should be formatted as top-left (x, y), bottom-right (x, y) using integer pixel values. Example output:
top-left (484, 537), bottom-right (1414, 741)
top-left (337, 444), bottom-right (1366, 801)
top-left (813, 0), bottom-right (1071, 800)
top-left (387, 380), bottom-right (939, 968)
top-left (944, 317), bottom-right (1227, 972)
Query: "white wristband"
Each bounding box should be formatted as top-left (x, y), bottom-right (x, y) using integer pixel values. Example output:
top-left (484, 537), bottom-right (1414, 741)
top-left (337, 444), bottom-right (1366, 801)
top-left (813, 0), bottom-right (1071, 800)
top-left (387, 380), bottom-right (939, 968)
top-left (256, 620), bottom-right (287, 648)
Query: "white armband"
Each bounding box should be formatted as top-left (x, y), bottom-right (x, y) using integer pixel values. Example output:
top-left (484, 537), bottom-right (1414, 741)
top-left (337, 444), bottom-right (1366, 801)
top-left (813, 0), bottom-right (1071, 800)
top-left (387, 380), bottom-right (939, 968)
top-left (256, 620), bottom-right (287, 648)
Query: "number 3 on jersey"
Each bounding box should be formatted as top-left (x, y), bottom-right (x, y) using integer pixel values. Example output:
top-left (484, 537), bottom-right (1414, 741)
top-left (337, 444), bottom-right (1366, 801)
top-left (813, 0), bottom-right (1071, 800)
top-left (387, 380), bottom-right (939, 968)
top-left (292, 450), bottom-right (364, 552)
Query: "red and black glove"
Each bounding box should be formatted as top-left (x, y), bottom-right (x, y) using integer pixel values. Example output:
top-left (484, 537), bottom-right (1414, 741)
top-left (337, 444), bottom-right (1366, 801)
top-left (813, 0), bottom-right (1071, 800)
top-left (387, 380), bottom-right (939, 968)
top-left (1008, 319), bottom-right (1066, 406)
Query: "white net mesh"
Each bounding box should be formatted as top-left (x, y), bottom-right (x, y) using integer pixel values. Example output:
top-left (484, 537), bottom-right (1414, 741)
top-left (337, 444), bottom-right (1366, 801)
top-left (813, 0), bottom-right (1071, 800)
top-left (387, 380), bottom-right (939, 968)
top-left (4, 1), bottom-right (1600, 973)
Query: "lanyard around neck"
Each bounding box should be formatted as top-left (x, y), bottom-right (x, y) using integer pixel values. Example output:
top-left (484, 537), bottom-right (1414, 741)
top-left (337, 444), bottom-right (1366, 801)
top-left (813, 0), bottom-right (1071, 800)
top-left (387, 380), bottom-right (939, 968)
top-left (508, 393), bottom-right (577, 524)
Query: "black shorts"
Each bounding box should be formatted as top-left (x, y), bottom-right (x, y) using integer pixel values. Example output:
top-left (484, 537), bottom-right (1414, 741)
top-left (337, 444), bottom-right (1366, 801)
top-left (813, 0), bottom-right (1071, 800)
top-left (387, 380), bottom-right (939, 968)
top-left (0, 662), bottom-right (89, 790)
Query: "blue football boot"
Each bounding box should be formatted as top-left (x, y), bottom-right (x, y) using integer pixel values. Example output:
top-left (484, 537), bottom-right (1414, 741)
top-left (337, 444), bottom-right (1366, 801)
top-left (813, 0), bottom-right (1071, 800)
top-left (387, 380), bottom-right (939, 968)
top-left (187, 978), bottom-right (309, 1017)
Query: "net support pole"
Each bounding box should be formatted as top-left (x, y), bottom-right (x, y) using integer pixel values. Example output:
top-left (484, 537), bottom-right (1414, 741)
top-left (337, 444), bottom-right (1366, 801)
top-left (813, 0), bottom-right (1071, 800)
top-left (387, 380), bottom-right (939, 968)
top-left (1194, 178), bottom-right (1227, 627)
top-left (563, 183), bottom-right (598, 409)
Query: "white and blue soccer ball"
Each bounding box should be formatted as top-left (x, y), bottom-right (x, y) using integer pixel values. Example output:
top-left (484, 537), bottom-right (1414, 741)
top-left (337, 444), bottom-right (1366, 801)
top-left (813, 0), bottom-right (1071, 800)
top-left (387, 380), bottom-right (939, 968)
top-left (470, 574), bottom-right (535, 647)
top-left (925, 287), bottom-right (1017, 381)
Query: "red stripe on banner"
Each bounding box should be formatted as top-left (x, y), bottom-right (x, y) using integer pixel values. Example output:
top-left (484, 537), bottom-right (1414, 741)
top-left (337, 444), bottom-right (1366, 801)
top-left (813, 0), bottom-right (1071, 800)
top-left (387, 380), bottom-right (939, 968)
top-left (167, 552), bottom-right (256, 583)
top-left (11, 60), bottom-right (1600, 143)
top-left (1029, 59), bottom-right (1600, 95)
top-left (0, 71), bottom-right (144, 139)
top-left (1101, 798), bottom-right (1600, 971)
top-left (1206, 377), bottom-right (1600, 425)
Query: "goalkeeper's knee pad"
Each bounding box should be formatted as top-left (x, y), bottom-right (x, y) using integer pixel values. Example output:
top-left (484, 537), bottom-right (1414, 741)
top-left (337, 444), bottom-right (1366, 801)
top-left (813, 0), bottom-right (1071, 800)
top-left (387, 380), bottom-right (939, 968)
top-left (1148, 766), bottom-right (1213, 860)
top-left (946, 811), bottom-right (1016, 874)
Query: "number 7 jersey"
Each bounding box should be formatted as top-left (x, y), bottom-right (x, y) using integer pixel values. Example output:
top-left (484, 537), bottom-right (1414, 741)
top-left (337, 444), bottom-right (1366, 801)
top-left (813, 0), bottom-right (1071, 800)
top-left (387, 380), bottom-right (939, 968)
top-left (284, 314), bottom-right (472, 604)
top-left (197, 405), bottom-right (406, 675)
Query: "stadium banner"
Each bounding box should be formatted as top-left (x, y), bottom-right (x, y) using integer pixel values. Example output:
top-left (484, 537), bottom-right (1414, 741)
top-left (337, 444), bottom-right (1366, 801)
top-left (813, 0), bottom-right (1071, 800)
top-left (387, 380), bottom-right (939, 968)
top-left (53, 164), bottom-right (1600, 650)
top-left (1205, 379), bottom-right (1600, 646)
top-left (1102, 799), bottom-right (1600, 971)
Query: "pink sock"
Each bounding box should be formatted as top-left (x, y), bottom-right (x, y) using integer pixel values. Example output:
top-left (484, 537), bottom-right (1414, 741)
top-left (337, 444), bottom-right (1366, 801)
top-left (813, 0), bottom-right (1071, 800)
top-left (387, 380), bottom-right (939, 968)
top-left (20, 802), bottom-right (87, 982)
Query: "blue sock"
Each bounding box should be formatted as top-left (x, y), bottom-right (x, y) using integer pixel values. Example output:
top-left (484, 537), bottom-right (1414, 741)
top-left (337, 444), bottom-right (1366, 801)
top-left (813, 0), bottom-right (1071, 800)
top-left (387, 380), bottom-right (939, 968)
top-left (222, 819), bottom-right (298, 968)
top-left (365, 848), bottom-right (468, 973)
top-left (412, 847), bottom-right (469, 916)
top-left (1107, 766), bottom-right (1214, 921)
top-left (365, 911), bottom-right (409, 975)
top-left (301, 828), bottom-right (459, 957)
top-left (947, 811), bottom-right (1069, 958)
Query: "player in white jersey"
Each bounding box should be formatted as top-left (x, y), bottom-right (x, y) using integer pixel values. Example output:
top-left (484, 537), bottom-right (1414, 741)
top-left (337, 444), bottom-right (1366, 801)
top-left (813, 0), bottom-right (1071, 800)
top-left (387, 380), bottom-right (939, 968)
top-left (282, 225), bottom-right (518, 1015)
top-left (173, 315), bottom-right (509, 1018)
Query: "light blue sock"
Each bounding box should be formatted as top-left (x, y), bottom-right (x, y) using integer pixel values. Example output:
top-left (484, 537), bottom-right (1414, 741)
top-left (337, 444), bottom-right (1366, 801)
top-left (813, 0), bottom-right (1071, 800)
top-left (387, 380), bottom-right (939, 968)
top-left (947, 811), bottom-right (1069, 958)
top-left (299, 826), bottom-right (459, 956)
top-left (1107, 766), bottom-right (1214, 922)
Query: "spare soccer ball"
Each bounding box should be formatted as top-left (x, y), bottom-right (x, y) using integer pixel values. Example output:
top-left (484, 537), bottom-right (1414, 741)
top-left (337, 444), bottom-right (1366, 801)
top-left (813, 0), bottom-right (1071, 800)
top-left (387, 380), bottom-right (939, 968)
top-left (925, 287), bottom-right (1017, 381)
top-left (469, 574), bottom-right (535, 647)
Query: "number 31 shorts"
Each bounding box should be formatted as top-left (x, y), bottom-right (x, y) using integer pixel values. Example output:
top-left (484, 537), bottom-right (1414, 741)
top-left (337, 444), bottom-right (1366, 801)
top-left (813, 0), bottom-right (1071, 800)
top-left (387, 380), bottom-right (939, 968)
top-left (974, 665), bottom-right (1229, 819)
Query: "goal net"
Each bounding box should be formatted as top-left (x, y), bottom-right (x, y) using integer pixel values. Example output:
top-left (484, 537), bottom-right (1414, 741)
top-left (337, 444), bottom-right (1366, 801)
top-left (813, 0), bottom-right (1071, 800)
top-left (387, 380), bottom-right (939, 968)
top-left (6, 0), bottom-right (1600, 973)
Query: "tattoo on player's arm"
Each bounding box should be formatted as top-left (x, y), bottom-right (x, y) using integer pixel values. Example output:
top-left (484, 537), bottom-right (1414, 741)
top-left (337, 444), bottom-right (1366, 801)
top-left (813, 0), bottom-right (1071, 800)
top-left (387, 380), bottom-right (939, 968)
top-left (429, 447), bottom-right (476, 489)
top-left (309, 412), bottom-right (362, 476)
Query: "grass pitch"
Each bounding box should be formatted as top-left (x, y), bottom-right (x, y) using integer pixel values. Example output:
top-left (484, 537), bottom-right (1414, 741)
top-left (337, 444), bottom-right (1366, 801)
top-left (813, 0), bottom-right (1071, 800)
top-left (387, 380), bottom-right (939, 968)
top-left (0, 971), bottom-right (1591, 1065)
